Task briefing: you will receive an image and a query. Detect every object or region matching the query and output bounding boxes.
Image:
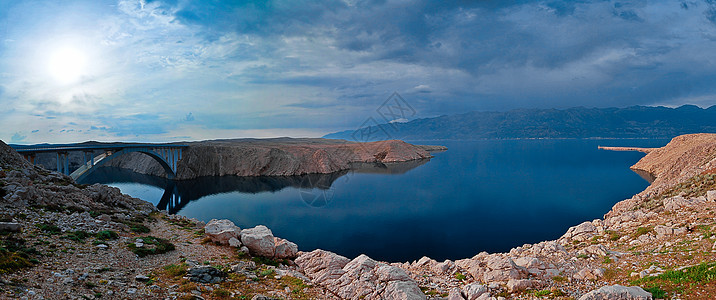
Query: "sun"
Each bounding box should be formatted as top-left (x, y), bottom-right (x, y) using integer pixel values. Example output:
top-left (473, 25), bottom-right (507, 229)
top-left (47, 46), bottom-right (87, 84)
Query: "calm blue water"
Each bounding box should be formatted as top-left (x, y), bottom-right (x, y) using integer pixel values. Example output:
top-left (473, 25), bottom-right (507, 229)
top-left (81, 139), bottom-right (668, 262)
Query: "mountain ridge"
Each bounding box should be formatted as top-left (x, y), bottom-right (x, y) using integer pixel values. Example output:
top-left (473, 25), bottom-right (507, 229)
top-left (324, 105), bottom-right (716, 141)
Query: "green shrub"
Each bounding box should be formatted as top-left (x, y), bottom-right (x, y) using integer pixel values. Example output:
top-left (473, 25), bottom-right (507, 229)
top-left (95, 230), bottom-right (119, 240)
top-left (37, 223), bottom-right (61, 234)
top-left (0, 248), bottom-right (33, 273)
top-left (127, 236), bottom-right (175, 257)
top-left (64, 231), bottom-right (90, 242)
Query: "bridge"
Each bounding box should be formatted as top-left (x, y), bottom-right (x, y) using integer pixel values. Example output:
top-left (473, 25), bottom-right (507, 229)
top-left (12, 144), bottom-right (188, 182)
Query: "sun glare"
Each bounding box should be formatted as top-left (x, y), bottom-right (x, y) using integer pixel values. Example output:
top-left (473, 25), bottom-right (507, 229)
top-left (47, 46), bottom-right (87, 84)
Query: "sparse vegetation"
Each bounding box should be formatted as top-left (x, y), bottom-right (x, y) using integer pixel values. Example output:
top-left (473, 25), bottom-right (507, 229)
top-left (95, 230), bottom-right (119, 240)
top-left (635, 226), bottom-right (653, 237)
top-left (64, 230), bottom-right (90, 242)
top-left (162, 263), bottom-right (188, 278)
top-left (127, 236), bottom-right (175, 257)
top-left (454, 272), bottom-right (467, 280)
top-left (37, 223), bottom-right (61, 234)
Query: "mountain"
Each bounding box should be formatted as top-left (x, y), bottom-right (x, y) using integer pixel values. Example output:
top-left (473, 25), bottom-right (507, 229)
top-left (323, 105), bottom-right (716, 140)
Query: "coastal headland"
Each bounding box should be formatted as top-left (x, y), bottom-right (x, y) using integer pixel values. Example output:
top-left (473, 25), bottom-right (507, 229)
top-left (0, 134), bottom-right (715, 299)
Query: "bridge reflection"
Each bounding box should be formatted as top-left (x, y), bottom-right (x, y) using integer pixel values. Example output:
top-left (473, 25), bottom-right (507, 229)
top-left (78, 159), bottom-right (429, 214)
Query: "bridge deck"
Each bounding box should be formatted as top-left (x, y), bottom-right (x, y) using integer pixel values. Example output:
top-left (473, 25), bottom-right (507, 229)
top-left (12, 144), bottom-right (188, 153)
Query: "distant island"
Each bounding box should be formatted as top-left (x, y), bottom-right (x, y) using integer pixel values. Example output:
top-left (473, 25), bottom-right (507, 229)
top-left (324, 105), bottom-right (716, 141)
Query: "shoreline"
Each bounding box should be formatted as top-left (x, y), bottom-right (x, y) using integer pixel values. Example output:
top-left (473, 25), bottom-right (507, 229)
top-left (597, 146), bottom-right (657, 153)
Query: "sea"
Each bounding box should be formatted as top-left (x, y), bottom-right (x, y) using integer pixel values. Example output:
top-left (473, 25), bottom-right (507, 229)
top-left (81, 138), bottom-right (670, 262)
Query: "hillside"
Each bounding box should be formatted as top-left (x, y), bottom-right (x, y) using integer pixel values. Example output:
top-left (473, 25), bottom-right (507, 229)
top-left (324, 105), bottom-right (716, 140)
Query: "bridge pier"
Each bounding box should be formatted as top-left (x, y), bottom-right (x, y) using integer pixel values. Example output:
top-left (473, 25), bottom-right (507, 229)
top-left (22, 153), bottom-right (36, 165)
top-left (56, 152), bottom-right (70, 175)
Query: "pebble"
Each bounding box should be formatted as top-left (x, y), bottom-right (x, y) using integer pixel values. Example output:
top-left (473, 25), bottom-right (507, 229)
top-left (127, 288), bottom-right (137, 294)
top-left (135, 275), bottom-right (150, 281)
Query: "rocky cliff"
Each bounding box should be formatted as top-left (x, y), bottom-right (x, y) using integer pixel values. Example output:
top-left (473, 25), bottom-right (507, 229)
top-left (106, 138), bottom-right (441, 179)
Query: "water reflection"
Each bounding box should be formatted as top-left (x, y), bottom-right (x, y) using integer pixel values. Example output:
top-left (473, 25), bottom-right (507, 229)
top-left (80, 159), bottom-right (430, 214)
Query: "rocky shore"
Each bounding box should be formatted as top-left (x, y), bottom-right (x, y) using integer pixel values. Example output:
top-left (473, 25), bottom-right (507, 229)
top-left (104, 138), bottom-right (444, 180)
top-left (1, 134), bottom-right (715, 299)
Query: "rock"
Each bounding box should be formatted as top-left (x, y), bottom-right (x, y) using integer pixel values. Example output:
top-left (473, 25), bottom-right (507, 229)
top-left (0, 222), bottom-right (21, 232)
top-left (295, 249), bottom-right (350, 284)
top-left (273, 237), bottom-right (298, 259)
top-left (574, 268), bottom-right (605, 280)
top-left (578, 245), bottom-right (609, 257)
top-left (432, 260), bottom-right (455, 274)
top-left (507, 279), bottom-right (540, 292)
top-left (563, 221), bottom-right (597, 241)
top-left (483, 256), bottom-right (527, 282)
top-left (462, 283), bottom-right (488, 300)
top-left (126, 288), bottom-right (137, 294)
top-left (707, 190), bottom-right (716, 202)
top-left (231, 261), bottom-right (257, 272)
top-left (382, 280), bottom-right (426, 300)
top-left (228, 237), bottom-right (241, 247)
top-left (251, 295), bottom-right (279, 300)
top-left (187, 266), bottom-right (227, 284)
top-left (240, 225), bottom-right (275, 257)
top-left (663, 196), bottom-right (706, 211)
top-left (579, 285), bottom-right (652, 300)
top-left (513, 257), bottom-right (541, 269)
top-left (447, 288), bottom-right (465, 300)
top-left (135, 275), bottom-right (150, 282)
top-left (296, 250), bottom-right (425, 299)
top-left (204, 219), bottom-right (241, 245)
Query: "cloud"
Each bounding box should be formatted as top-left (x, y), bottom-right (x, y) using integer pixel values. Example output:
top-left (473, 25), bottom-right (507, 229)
top-left (2, 0), bottom-right (716, 142)
top-left (11, 132), bottom-right (26, 142)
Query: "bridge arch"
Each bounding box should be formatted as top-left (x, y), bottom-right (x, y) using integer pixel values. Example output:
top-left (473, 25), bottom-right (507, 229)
top-left (74, 148), bottom-right (176, 182)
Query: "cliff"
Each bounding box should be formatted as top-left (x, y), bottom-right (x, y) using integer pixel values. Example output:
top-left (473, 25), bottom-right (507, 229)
top-left (106, 138), bottom-right (440, 180)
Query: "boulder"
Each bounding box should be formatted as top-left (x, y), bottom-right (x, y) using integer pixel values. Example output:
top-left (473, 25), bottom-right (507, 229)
top-left (296, 250), bottom-right (425, 299)
top-left (228, 237), bottom-right (241, 247)
top-left (507, 279), bottom-right (540, 292)
top-left (563, 221), bottom-right (597, 241)
top-left (579, 285), bottom-right (652, 300)
top-left (0, 222), bottom-right (21, 232)
top-left (573, 267), bottom-right (605, 281)
top-left (204, 219), bottom-right (241, 245)
top-left (186, 266), bottom-right (227, 284)
top-left (482, 256), bottom-right (527, 282)
top-left (240, 225), bottom-right (275, 257)
top-left (578, 244), bottom-right (609, 257)
top-left (447, 287), bottom-right (465, 300)
top-left (273, 237), bottom-right (298, 259)
top-left (462, 283), bottom-right (488, 300)
top-left (295, 249), bottom-right (350, 284)
top-left (707, 190), bottom-right (716, 202)
top-left (432, 260), bottom-right (455, 274)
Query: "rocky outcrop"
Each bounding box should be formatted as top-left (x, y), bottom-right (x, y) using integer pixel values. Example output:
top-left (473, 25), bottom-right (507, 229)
top-left (0, 141), bottom-right (155, 213)
top-left (296, 250), bottom-right (425, 299)
top-left (105, 138), bottom-right (435, 179)
top-left (578, 285), bottom-right (652, 300)
top-left (630, 133), bottom-right (716, 194)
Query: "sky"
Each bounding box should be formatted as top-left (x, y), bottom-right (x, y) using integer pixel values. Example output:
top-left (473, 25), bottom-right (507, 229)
top-left (2, 0), bottom-right (716, 143)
